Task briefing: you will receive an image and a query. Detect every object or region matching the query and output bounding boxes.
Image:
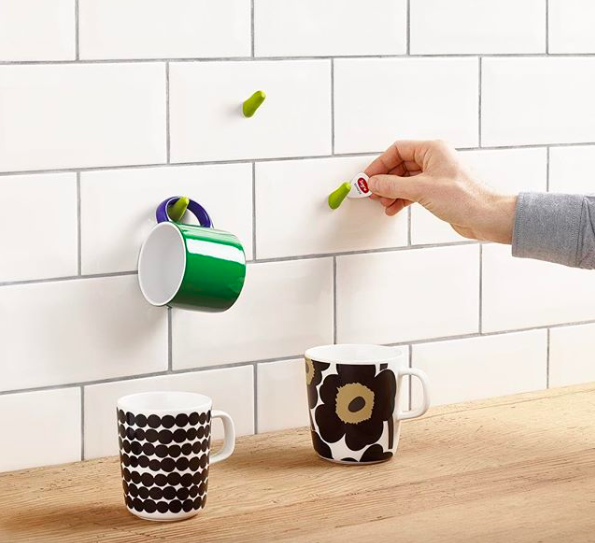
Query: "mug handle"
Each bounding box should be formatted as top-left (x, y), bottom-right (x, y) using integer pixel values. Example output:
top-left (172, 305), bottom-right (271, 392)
top-left (210, 410), bottom-right (236, 465)
top-left (155, 196), bottom-right (213, 228)
top-left (395, 368), bottom-right (431, 421)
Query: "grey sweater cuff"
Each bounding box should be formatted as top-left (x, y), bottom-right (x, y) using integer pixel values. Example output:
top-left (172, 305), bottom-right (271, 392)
top-left (512, 192), bottom-right (584, 267)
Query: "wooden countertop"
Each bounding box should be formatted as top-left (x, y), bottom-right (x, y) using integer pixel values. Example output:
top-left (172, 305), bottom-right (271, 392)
top-left (1, 384), bottom-right (595, 542)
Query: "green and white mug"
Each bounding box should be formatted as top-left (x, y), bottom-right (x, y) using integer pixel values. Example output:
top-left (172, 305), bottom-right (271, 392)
top-left (138, 197), bottom-right (246, 312)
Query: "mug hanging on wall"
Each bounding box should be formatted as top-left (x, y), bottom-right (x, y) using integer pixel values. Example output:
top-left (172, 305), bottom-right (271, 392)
top-left (138, 197), bottom-right (246, 312)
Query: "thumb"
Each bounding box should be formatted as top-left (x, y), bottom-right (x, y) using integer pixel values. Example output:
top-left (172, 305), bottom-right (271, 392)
top-left (368, 174), bottom-right (425, 202)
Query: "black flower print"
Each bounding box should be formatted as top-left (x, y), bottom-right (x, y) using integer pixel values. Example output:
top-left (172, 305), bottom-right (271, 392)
top-left (310, 428), bottom-right (332, 459)
top-left (360, 444), bottom-right (393, 463)
top-left (305, 358), bottom-right (330, 409)
top-left (315, 364), bottom-right (396, 452)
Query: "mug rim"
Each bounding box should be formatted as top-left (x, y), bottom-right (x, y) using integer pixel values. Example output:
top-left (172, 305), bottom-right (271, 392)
top-left (305, 343), bottom-right (405, 365)
top-left (117, 391), bottom-right (212, 414)
top-left (138, 221), bottom-right (186, 307)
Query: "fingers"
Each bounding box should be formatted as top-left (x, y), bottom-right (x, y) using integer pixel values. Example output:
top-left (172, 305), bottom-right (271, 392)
top-left (385, 199), bottom-right (412, 216)
top-left (368, 173), bottom-right (425, 202)
top-left (364, 139), bottom-right (455, 177)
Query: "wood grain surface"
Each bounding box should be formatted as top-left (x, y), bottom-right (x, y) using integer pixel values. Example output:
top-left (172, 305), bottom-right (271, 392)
top-left (1, 384), bottom-right (594, 542)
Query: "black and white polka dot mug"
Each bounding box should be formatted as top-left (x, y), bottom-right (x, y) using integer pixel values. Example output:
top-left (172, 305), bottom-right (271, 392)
top-left (116, 391), bottom-right (235, 521)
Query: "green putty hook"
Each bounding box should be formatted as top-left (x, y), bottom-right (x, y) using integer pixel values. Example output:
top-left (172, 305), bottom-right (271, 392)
top-left (168, 196), bottom-right (190, 222)
top-left (243, 90), bottom-right (266, 117)
top-left (328, 182), bottom-right (352, 210)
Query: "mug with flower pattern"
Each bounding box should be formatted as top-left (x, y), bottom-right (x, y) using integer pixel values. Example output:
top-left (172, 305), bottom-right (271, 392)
top-left (305, 344), bottom-right (430, 464)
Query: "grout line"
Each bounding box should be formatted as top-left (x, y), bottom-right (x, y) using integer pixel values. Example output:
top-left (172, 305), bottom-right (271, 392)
top-left (76, 172), bottom-right (82, 275)
top-left (252, 162), bottom-right (257, 259)
top-left (330, 59), bottom-right (335, 155)
top-left (406, 0), bottom-right (411, 55)
top-left (478, 57), bottom-right (482, 147)
top-left (546, 328), bottom-right (551, 388)
top-left (253, 363), bottom-right (258, 434)
top-left (478, 243), bottom-right (483, 333)
top-left (4, 53), bottom-right (595, 66)
top-left (0, 241), bottom-right (480, 288)
top-left (332, 256), bottom-right (338, 344)
top-left (546, 146), bottom-right (551, 192)
top-left (80, 386), bottom-right (85, 460)
top-left (167, 308), bottom-right (173, 372)
top-left (251, 0), bottom-right (255, 57)
top-left (0, 270), bottom-right (137, 289)
top-left (408, 345), bottom-right (413, 411)
top-left (165, 62), bottom-right (171, 163)
top-left (545, 0), bottom-right (549, 55)
top-left (3, 319), bottom-right (595, 398)
top-left (74, 0), bottom-right (79, 60)
top-left (1, 142), bottom-right (595, 178)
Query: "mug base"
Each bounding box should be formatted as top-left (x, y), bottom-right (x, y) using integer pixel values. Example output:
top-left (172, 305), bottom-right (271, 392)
top-left (127, 507), bottom-right (201, 522)
top-left (316, 452), bottom-right (392, 466)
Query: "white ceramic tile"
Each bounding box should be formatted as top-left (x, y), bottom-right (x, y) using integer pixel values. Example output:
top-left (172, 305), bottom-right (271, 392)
top-left (549, 0), bottom-right (595, 53)
top-left (412, 331), bottom-right (546, 408)
top-left (169, 61), bottom-right (331, 163)
top-left (81, 164), bottom-right (253, 275)
top-left (410, 0), bottom-right (545, 54)
top-left (79, 0), bottom-right (250, 60)
top-left (84, 366), bottom-right (254, 459)
top-left (549, 145), bottom-right (595, 194)
top-left (411, 148), bottom-right (547, 245)
top-left (254, 0), bottom-right (406, 57)
top-left (0, 63), bottom-right (166, 172)
top-left (257, 359), bottom-right (309, 433)
top-left (336, 245), bottom-right (479, 344)
top-left (255, 157), bottom-right (407, 259)
top-left (0, 0), bottom-right (75, 61)
top-left (334, 58), bottom-right (478, 154)
top-left (0, 173), bottom-right (77, 282)
top-left (482, 244), bottom-right (595, 332)
top-left (550, 323), bottom-right (595, 387)
top-left (482, 58), bottom-right (595, 147)
top-left (0, 388), bottom-right (80, 472)
top-left (0, 276), bottom-right (167, 392)
top-left (172, 259), bottom-right (334, 369)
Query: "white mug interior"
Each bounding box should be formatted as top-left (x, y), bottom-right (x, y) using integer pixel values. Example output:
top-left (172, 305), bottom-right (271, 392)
top-left (137, 222), bottom-right (187, 307)
top-left (305, 343), bottom-right (405, 365)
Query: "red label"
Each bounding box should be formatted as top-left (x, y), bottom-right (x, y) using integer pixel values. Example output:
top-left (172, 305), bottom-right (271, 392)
top-left (357, 177), bottom-right (369, 193)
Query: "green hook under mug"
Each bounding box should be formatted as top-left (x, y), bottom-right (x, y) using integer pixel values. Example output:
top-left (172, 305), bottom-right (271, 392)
top-left (138, 197), bottom-right (246, 312)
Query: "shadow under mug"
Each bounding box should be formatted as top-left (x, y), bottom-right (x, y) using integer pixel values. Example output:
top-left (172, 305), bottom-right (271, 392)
top-left (116, 391), bottom-right (235, 521)
top-left (138, 197), bottom-right (246, 312)
top-left (305, 344), bottom-right (430, 464)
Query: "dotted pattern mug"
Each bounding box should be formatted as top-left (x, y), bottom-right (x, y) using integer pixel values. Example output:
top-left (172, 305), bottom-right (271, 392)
top-left (116, 391), bottom-right (235, 521)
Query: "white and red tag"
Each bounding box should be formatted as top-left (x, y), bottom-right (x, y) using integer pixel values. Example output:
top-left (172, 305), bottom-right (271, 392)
top-left (348, 172), bottom-right (371, 199)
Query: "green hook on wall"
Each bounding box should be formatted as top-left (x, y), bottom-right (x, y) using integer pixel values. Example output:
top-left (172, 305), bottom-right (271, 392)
top-left (243, 90), bottom-right (266, 117)
top-left (167, 196), bottom-right (190, 222)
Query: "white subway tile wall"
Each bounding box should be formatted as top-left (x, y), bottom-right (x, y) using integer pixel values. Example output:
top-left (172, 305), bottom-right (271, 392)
top-left (79, 0), bottom-right (251, 60)
top-left (412, 331), bottom-right (547, 408)
top-left (549, 0), bottom-right (595, 54)
top-left (0, 0), bottom-right (75, 61)
top-left (254, 0), bottom-right (407, 57)
top-left (0, 0), bottom-right (592, 472)
top-left (410, 0), bottom-right (546, 54)
top-left (482, 58), bottom-right (595, 146)
top-left (334, 58), bottom-right (479, 153)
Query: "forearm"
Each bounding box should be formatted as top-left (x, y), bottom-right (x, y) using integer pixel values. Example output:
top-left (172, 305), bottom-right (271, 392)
top-left (512, 192), bottom-right (595, 269)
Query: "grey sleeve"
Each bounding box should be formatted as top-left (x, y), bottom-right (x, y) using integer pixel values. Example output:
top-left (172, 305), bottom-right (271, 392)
top-left (512, 192), bottom-right (595, 269)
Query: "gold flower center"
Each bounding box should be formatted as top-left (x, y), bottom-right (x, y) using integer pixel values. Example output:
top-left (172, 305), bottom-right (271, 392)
top-left (305, 358), bottom-right (315, 386)
top-left (335, 383), bottom-right (374, 425)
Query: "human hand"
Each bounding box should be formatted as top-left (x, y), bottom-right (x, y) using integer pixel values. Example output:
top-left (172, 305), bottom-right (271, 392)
top-left (364, 140), bottom-right (517, 244)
